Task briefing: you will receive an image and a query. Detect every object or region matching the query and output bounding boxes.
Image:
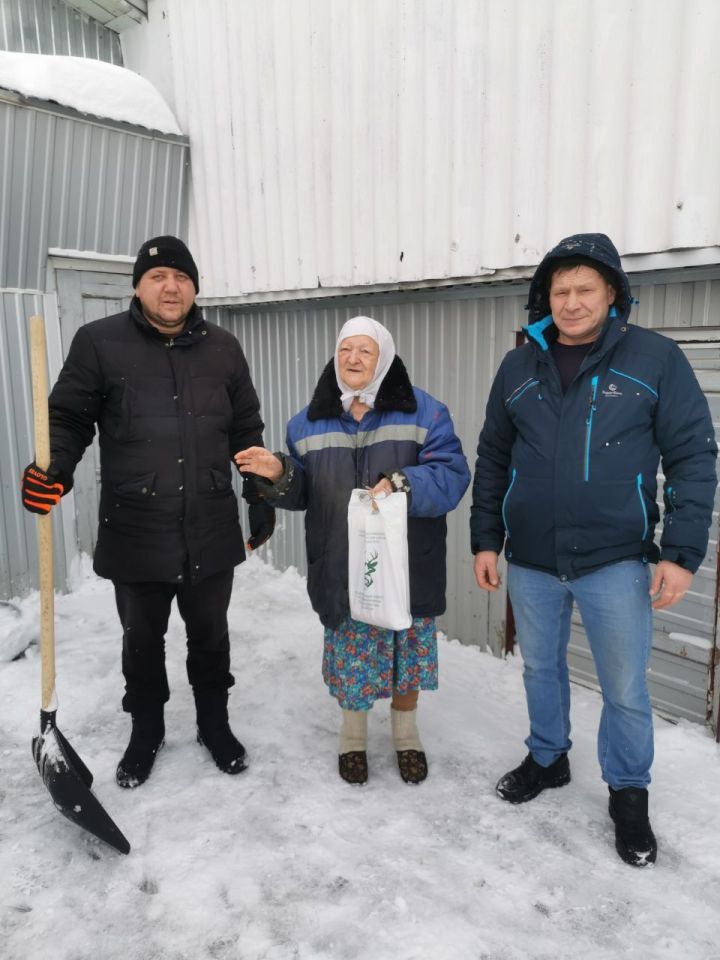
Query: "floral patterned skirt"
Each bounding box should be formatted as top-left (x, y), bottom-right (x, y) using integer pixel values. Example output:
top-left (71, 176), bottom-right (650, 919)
top-left (322, 616), bottom-right (438, 710)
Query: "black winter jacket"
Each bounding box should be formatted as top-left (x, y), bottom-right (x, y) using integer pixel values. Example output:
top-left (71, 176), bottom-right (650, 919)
top-left (48, 300), bottom-right (264, 583)
top-left (470, 234), bottom-right (717, 577)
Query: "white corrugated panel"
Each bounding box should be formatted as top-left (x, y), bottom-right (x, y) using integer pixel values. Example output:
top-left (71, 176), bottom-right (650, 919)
top-left (161, 0), bottom-right (720, 300)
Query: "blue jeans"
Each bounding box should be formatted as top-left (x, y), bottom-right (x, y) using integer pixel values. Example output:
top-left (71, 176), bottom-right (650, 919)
top-left (507, 560), bottom-right (654, 789)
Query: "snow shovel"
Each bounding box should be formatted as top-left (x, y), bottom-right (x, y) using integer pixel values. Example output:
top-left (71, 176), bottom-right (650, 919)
top-left (28, 314), bottom-right (131, 855)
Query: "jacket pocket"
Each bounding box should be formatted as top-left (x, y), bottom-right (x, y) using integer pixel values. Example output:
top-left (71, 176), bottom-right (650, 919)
top-left (571, 476), bottom-right (658, 551)
top-left (608, 368), bottom-right (658, 399)
top-left (208, 467), bottom-right (233, 494)
top-left (502, 469), bottom-right (517, 536)
top-left (505, 379), bottom-right (540, 409)
top-left (501, 471), bottom-right (556, 561)
top-left (636, 473), bottom-right (649, 540)
top-left (192, 379), bottom-right (233, 423)
top-left (112, 472), bottom-right (157, 497)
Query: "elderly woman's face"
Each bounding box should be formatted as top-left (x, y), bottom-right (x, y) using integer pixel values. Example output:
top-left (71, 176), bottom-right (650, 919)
top-left (338, 335), bottom-right (379, 391)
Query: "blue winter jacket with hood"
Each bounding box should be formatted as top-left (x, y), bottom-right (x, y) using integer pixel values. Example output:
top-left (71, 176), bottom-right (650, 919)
top-left (470, 233), bottom-right (717, 578)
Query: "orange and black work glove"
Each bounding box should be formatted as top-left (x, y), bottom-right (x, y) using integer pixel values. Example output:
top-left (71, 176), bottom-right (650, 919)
top-left (21, 462), bottom-right (65, 515)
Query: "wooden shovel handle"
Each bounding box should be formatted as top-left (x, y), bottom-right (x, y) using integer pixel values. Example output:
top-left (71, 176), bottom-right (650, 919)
top-left (29, 315), bottom-right (56, 711)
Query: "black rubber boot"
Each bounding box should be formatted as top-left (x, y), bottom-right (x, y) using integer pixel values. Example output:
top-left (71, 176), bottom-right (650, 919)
top-left (116, 708), bottom-right (165, 789)
top-left (496, 752), bottom-right (570, 803)
top-left (194, 690), bottom-right (248, 775)
top-left (609, 786), bottom-right (657, 867)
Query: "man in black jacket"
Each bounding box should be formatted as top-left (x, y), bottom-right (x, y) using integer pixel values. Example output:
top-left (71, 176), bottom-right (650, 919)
top-left (471, 233), bottom-right (717, 866)
top-left (21, 236), bottom-right (275, 788)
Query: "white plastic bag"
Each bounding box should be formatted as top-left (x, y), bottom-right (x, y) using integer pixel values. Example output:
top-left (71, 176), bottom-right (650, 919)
top-left (347, 489), bottom-right (412, 631)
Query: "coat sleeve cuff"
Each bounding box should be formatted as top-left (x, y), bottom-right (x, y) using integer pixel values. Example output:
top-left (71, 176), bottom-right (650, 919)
top-left (252, 452), bottom-right (295, 498)
top-left (382, 470), bottom-right (412, 494)
top-left (658, 547), bottom-right (700, 574)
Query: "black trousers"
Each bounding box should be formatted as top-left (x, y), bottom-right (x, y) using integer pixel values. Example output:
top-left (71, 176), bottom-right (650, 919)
top-left (114, 567), bottom-right (235, 714)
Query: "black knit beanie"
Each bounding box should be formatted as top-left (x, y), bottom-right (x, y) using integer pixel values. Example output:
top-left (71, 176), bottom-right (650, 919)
top-left (132, 236), bottom-right (199, 292)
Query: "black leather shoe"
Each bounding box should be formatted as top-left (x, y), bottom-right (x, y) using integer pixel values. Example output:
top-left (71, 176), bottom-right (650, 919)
top-left (609, 787), bottom-right (657, 867)
top-left (496, 752), bottom-right (570, 803)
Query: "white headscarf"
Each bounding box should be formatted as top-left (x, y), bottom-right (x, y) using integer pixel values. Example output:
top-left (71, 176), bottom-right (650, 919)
top-left (334, 316), bottom-right (396, 412)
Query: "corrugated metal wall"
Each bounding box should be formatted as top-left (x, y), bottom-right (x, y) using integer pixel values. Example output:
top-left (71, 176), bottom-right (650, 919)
top-left (0, 99), bottom-right (188, 291)
top-left (0, 0), bottom-right (122, 62)
top-left (218, 266), bottom-right (720, 660)
top-left (162, 0), bottom-right (720, 299)
top-left (0, 291), bottom-right (69, 598)
top-left (0, 97), bottom-right (189, 601)
top-left (631, 268), bottom-right (720, 331)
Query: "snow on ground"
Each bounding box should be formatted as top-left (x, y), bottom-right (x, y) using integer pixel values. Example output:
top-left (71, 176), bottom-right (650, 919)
top-left (1, 555), bottom-right (719, 960)
top-left (0, 52), bottom-right (181, 134)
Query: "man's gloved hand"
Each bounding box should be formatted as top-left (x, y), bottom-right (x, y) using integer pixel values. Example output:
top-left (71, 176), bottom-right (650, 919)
top-left (21, 462), bottom-right (65, 515)
top-left (247, 500), bottom-right (276, 551)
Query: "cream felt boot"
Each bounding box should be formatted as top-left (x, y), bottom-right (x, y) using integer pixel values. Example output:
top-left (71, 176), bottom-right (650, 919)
top-left (338, 709), bottom-right (368, 784)
top-left (391, 707), bottom-right (427, 784)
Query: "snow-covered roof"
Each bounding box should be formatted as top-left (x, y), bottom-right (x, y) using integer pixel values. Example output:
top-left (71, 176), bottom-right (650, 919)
top-left (0, 51), bottom-right (181, 136)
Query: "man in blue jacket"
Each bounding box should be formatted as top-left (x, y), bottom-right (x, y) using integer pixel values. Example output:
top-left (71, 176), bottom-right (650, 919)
top-left (470, 233), bottom-right (717, 866)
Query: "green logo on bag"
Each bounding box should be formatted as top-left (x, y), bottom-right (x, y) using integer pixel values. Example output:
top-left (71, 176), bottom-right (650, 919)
top-left (364, 551), bottom-right (379, 587)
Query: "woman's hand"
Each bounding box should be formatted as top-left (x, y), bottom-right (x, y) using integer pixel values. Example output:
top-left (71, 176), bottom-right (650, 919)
top-left (234, 447), bottom-right (284, 483)
top-left (369, 478), bottom-right (393, 497)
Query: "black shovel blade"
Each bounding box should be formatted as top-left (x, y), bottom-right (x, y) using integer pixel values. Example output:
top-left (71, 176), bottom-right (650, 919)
top-left (33, 710), bottom-right (131, 855)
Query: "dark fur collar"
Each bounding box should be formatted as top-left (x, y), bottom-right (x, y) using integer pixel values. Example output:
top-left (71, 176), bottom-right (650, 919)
top-left (307, 355), bottom-right (417, 421)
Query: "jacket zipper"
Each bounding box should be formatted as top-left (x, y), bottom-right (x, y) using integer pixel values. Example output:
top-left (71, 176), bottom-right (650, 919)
top-left (583, 376), bottom-right (599, 481)
top-left (636, 473), bottom-right (648, 540)
top-left (502, 468), bottom-right (517, 535)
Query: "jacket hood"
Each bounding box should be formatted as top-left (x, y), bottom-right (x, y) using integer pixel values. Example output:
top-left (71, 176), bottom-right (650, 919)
top-left (526, 233), bottom-right (632, 327)
top-left (307, 354), bottom-right (417, 421)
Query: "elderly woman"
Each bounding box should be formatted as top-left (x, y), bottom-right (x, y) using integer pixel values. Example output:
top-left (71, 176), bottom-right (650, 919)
top-left (236, 317), bottom-right (469, 785)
